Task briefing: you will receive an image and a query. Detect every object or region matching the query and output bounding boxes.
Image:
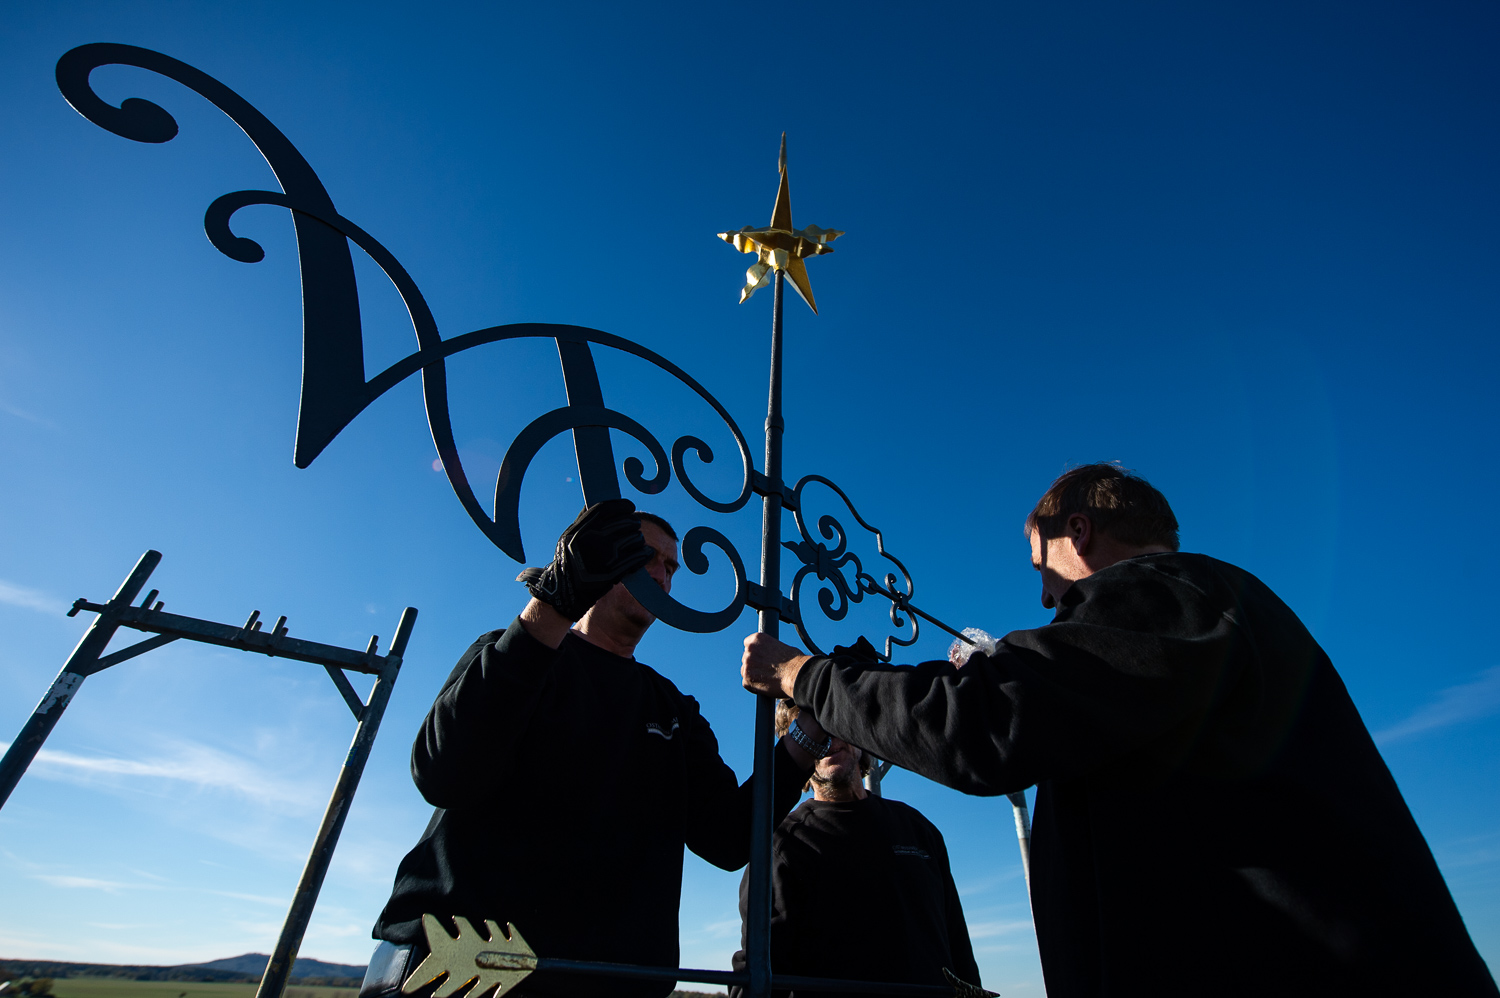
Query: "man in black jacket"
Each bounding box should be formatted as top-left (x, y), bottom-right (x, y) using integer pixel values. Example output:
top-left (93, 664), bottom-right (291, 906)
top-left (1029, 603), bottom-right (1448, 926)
top-left (364, 500), bottom-right (820, 998)
top-left (741, 464), bottom-right (1498, 997)
top-left (729, 699), bottom-right (981, 998)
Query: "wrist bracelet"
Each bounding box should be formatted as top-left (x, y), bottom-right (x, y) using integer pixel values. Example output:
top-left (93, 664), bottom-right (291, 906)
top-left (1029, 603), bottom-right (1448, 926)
top-left (789, 717), bottom-right (832, 759)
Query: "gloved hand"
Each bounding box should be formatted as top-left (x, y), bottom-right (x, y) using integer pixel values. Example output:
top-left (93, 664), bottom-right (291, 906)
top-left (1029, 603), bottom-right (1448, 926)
top-left (516, 499), bottom-right (652, 621)
top-left (831, 635), bottom-right (882, 661)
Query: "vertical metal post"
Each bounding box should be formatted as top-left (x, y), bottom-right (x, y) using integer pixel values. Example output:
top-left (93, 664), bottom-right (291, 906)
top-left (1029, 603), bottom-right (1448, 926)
top-left (746, 269), bottom-right (786, 998)
top-left (255, 607), bottom-right (419, 998)
top-left (1008, 791), bottom-right (1033, 897)
top-left (0, 551), bottom-right (161, 811)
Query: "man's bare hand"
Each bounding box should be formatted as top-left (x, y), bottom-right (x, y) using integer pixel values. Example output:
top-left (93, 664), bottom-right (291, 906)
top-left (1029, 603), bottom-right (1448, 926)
top-left (520, 597), bottom-right (572, 650)
top-left (742, 633), bottom-right (812, 699)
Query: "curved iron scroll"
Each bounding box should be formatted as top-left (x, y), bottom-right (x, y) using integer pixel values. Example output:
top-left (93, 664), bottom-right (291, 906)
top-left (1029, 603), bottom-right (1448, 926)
top-left (58, 43), bottom-right (364, 470)
top-left (56, 43), bottom-right (965, 652)
top-left (783, 476), bottom-right (920, 661)
top-left (57, 42), bottom-right (754, 634)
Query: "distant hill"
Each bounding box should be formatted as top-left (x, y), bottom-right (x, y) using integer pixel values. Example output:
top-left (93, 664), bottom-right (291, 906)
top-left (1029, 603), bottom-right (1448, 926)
top-left (0, 955), bottom-right (364, 986)
top-left (0, 957), bottom-right (721, 995)
top-left (0, 960), bottom-right (247, 984)
top-left (183, 956), bottom-right (366, 981)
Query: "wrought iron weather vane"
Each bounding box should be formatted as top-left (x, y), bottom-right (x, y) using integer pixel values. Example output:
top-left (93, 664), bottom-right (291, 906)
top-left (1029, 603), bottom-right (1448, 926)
top-left (49, 43), bottom-right (985, 998)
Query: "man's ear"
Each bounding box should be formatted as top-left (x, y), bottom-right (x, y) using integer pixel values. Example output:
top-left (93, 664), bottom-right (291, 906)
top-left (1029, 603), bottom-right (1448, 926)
top-left (1067, 513), bottom-right (1093, 555)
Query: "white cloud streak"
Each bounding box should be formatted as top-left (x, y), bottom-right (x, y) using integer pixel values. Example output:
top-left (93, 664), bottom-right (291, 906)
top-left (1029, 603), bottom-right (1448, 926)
top-left (0, 929), bottom-right (85, 959)
top-left (33, 874), bottom-right (142, 892)
top-left (24, 864), bottom-right (285, 905)
top-left (0, 738), bottom-right (321, 813)
top-left (701, 918), bottom-right (741, 940)
top-left (209, 890), bottom-right (291, 907)
top-left (0, 400), bottom-right (58, 430)
top-left (966, 919), bottom-right (1034, 940)
top-left (1374, 666), bottom-right (1500, 745)
top-left (957, 867), bottom-right (1024, 897)
top-left (0, 578), bottom-right (65, 615)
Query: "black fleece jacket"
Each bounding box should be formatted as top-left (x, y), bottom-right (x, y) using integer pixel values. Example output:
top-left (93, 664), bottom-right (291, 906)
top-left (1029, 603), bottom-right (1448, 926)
top-left (729, 794), bottom-right (981, 998)
top-left (792, 553), bottom-right (1497, 998)
top-left (374, 618), bottom-right (811, 998)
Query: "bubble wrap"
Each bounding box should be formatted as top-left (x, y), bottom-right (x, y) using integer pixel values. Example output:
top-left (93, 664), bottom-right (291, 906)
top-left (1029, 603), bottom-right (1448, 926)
top-left (948, 627), bottom-right (999, 667)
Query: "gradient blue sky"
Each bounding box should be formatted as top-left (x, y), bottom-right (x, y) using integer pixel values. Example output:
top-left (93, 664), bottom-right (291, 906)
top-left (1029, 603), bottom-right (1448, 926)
top-left (2, 3), bottom-right (1497, 993)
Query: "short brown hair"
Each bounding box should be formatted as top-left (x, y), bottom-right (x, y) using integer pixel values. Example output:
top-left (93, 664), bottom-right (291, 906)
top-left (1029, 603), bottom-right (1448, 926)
top-left (775, 698), bottom-right (798, 740)
top-left (637, 511), bottom-right (677, 541)
top-left (1025, 463), bottom-right (1180, 551)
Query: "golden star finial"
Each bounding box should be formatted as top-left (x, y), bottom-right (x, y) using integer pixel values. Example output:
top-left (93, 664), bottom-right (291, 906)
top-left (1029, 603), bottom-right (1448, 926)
top-left (717, 133), bottom-right (843, 314)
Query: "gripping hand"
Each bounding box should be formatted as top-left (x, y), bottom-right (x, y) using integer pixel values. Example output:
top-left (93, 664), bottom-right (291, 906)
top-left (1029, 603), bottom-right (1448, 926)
top-left (517, 499), bottom-right (652, 621)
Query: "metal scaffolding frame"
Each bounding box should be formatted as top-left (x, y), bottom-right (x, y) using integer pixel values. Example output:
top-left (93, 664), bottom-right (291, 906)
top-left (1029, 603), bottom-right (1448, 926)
top-left (0, 550), bottom-right (418, 998)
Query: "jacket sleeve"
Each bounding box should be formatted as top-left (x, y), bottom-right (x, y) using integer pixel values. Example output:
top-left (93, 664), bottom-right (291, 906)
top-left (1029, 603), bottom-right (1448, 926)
top-left (682, 699), bottom-right (812, 871)
top-left (410, 617), bottom-right (557, 808)
top-left (792, 560), bottom-right (1246, 794)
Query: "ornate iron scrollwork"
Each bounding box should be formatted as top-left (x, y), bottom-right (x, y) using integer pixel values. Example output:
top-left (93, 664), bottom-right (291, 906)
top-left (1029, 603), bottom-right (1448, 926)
top-left (55, 42), bottom-right (965, 652)
top-left (57, 42), bottom-right (756, 635)
top-left (52, 42), bottom-right (984, 998)
top-left (783, 475), bottom-right (921, 661)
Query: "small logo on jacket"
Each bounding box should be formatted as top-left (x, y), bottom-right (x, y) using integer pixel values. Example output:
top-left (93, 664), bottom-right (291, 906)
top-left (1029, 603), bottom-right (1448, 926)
top-left (646, 718), bottom-right (680, 740)
top-left (892, 844), bottom-right (930, 860)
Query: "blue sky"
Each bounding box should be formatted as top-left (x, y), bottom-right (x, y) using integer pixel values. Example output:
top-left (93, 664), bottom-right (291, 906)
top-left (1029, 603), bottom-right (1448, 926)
top-left (2, 2), bottom-right (1497, 993)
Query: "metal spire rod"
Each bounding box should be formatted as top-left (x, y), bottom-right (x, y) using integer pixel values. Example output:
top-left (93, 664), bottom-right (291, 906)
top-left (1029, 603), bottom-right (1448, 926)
top-left (746, 265), bottom-right (787, 998)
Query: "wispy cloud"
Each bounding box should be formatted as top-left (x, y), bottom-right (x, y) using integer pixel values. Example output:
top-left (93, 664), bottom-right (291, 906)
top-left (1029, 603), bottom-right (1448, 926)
top-left (0, 399), bottom-right (58, 430)
top-left (966, 919), bottom-right (1034, 940)
top-left (0, 578), bottom-right (65, 615)
top-left (33, 874), bottom-right (143, 892)
top-left (701, 918), bottom-right (742, 940)
top-left (20, 856), bottom-right (285, 906)
top-left (1433, 830), bottom-right (1500, 871)
top-left (207, 890), bottom-right (289, 907)
top-left (0, 738), bottom-right (321, 813)
top-left (1374, 666), bottom-right (1500, 745)
top-left (975, 941), bottom-right (1033, 955)
top-left (957, 867), bottom-right (1024, 897)
top-left (0, 929), bottom-right (86, 960)
top-left (302, 919), bottom-right (372, 939)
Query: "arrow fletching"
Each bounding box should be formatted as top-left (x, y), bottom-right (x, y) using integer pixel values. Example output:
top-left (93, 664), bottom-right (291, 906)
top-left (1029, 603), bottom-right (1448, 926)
top-left (403, 913), bottom-right (537, 998)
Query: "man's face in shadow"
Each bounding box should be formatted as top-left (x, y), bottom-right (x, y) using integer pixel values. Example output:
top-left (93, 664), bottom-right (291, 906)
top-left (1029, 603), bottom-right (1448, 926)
top-left (589, 520), bottom-right (679, 633)
top-left (1029, 522), bottom-right (1091, 612)
top-left (810, 736), bottom-right (866, 801)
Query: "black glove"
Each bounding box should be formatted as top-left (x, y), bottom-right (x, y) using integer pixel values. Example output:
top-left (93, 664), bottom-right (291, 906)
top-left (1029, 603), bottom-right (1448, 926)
top-left (516, 499), bottom-right (652, 621)
top-left (831, 635), bottom-right (882, 661)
